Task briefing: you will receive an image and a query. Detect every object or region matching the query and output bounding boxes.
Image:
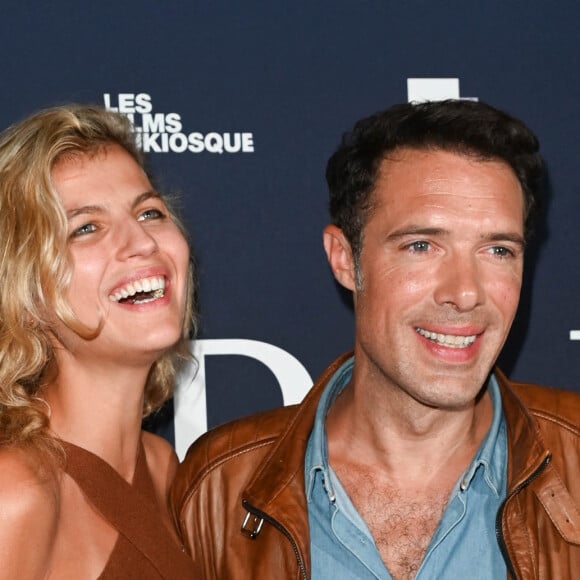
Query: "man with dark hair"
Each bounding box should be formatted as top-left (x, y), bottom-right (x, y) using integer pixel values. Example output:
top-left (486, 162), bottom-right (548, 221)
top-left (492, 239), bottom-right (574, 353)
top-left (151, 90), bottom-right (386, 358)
top-left (171, 100), bottom-right (580, 579)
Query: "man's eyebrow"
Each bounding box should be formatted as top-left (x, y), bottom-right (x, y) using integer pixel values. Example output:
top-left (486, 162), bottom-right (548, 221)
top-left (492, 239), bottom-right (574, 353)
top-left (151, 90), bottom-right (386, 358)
top-left (486, 232), bottom-right (526, 248)
top-left (386, 227), bottom-right (447, 241)
top-left (386, 227), bottom-right (526, 247)
top-left (66, 191), bottom-right (162, 219)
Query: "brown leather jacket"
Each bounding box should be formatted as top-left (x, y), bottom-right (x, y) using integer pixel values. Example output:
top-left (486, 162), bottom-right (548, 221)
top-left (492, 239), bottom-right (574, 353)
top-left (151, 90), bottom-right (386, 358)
top-left (170, 353), bottom-right (580, 579)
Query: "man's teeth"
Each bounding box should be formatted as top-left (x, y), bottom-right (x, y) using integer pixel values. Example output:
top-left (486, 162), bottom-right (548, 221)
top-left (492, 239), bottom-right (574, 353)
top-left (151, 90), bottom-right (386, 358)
top-left (109, 276), bottom-right (166, 303)
top-left (416, 328), bottom-right (476, 348)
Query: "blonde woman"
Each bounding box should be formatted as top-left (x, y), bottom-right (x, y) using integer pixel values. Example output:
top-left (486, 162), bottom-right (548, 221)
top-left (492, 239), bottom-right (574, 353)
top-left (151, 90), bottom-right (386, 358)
top-left (0, 105), bottom-right (198, 578)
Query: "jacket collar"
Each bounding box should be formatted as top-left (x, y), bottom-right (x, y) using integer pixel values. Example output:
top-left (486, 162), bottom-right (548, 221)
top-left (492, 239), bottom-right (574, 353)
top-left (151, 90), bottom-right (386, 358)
top-left (494, 368), bottom-right (550, 491)
top-left (243, 352), bottom-right (351, 511)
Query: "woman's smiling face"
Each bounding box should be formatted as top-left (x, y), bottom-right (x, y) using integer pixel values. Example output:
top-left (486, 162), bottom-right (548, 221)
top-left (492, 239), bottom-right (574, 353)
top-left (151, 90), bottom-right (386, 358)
top-left (51, 143), bottom-right (190, 366)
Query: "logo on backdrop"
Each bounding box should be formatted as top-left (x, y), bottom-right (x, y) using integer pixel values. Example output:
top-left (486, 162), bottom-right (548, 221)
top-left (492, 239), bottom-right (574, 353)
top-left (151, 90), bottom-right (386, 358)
top-left (172, 339), bottom-right (313, 460)
top-left (103, 93), bottom-right (255, 155)
top-left (406, 78), bottom-right (477, 103)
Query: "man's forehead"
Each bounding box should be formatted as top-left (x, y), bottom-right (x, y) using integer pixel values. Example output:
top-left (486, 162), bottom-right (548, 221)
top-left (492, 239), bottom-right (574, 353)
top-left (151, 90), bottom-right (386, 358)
top-left (366, 148), bottom-right (526, 229)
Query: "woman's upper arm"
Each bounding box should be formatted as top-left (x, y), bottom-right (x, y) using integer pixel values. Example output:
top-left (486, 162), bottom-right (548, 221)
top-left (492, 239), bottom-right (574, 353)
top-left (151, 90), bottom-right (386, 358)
top-left (0, 450), bottom-right (58, 579)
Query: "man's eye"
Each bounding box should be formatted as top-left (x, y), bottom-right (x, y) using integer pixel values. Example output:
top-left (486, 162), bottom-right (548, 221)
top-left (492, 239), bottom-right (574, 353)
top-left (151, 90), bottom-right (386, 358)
top-left (490, 246), bottom-right (513, 258)
top-left (138, 208), bottom-right (165, 222)
top-left (71, 223), bottom-right (97, 237)
top-left (408, 240), bottom-right (430, 252)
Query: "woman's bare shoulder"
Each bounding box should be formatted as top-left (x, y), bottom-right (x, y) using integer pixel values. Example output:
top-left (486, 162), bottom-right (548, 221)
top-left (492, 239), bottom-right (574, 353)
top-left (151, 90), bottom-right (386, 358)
top-left (0, 446), bottom-right (59, 516)
top-left (0, 447), bottom-right (60, 578)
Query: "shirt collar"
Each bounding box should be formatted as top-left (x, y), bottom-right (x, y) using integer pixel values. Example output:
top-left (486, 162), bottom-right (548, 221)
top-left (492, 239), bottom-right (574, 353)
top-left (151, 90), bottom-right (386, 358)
top-left (457, 373), bottom-right (505, 495)
top-left (305, 356), bottom-right (354, 500)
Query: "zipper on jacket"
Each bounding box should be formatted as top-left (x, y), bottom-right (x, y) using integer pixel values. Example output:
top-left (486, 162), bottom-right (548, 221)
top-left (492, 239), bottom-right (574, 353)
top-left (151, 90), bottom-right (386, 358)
top-left (241, 499), bottom-right (308, 580)
top-left (495, 454), bottom-right (551, 580)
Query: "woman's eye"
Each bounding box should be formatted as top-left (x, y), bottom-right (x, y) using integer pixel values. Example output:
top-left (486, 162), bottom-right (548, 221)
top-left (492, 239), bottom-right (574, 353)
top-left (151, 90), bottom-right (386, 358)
top-left (138, 208), bottom-right (165, 222)
top-left (71, 223), bottom-right (97, 237)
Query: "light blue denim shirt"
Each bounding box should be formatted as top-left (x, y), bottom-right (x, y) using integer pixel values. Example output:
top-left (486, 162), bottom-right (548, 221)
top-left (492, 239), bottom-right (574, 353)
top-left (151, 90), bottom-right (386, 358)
top-left (305, 356), bottom-right (507, 579)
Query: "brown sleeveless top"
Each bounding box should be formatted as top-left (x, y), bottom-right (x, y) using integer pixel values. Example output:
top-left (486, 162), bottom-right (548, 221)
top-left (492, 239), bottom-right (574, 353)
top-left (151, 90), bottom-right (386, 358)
top-left (62, 440), bottom-right (198, 579)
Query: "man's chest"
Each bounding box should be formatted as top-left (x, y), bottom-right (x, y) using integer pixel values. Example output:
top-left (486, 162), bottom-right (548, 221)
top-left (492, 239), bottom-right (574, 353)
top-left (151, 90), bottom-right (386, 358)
top-left (336, 468), bottom-right (451, 580)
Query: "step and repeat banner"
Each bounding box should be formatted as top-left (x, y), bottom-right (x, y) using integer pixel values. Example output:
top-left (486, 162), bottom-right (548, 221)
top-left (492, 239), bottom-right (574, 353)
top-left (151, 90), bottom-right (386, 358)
top-left (1, 1), bottom-right (579, 457)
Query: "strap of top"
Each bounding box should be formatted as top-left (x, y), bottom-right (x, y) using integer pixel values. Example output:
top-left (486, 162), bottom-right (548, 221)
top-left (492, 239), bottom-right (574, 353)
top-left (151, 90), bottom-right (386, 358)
top-left (62, 439), bottom-right (196, 579)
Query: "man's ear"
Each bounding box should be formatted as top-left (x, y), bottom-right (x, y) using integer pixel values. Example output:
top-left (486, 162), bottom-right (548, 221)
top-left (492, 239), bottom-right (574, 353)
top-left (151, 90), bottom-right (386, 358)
top-left (323, 225), bottom-right (357, 291)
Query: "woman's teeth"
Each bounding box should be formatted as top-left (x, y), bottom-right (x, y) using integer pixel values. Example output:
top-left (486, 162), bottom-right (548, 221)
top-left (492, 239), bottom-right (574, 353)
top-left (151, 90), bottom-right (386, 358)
top-left (109, 276), bottom-right (165, 303)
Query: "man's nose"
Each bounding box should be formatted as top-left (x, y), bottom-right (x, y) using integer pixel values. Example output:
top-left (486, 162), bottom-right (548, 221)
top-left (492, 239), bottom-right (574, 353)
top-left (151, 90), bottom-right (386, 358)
top-left (433, 252), bottom-right (484, 312)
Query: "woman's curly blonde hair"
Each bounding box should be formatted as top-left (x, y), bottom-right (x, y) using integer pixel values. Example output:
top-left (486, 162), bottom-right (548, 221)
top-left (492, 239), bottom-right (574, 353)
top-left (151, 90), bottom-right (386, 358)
top-left (0, 104), bottom-right (196, 458)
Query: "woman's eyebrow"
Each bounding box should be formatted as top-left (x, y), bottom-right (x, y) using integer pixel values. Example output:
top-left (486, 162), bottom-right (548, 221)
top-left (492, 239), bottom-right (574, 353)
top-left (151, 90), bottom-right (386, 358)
top-left (66, 204), bottom-right (103, 219)
top-left (66, 191), bottom-right (162, 218)
top-left (131, 190), bottom-right (162, 209)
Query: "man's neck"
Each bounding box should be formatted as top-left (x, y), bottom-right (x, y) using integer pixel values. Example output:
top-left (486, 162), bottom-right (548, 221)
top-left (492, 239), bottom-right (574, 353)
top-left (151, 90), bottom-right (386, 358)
top-left (325, 377), bottom-right (493, 485)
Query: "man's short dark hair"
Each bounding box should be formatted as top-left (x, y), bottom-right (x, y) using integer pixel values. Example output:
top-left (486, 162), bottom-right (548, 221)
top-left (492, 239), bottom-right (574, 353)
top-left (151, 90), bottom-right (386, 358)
top-left (326, 99), bottom-right (545, 259)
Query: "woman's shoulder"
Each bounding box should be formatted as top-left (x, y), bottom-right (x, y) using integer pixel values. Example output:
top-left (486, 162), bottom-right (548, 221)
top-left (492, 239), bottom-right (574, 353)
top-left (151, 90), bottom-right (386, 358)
top-left (0, 445), bottom-right (59, 513)
top-left (0, 446), bottom-right (60, 578)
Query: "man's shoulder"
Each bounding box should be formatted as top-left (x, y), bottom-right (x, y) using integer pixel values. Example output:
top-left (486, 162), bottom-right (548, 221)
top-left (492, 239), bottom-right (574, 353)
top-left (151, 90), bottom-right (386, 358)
top-left (190, 404), bottom-right (299, 459)
top-left (171, 352), bottom-right (352, 514)
top-left (508, 379), bottom-right (580, 434)
top-left (174, 404), bottom-right (299, 491)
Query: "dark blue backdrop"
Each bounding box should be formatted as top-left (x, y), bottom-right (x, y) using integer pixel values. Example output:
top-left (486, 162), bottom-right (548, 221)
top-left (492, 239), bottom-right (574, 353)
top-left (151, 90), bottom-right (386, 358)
top-left (2, 1), bottom-right (579, 456)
